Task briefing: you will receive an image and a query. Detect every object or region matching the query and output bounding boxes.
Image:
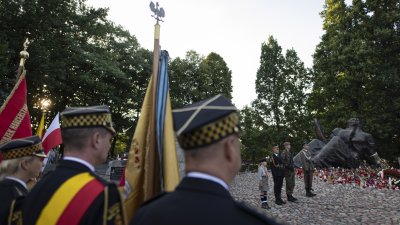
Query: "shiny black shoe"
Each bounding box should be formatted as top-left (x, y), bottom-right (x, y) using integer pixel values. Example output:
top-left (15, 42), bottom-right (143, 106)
top-left (306, 192), bottom-right (314, 197)
top-left (275, 200), bottom-right (283, 205)
top-left (287, 195), bottom-right (298, 202)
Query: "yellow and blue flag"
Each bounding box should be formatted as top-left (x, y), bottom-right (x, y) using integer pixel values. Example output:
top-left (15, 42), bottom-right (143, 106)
top-left (124, 50), bottom-right (179, 221)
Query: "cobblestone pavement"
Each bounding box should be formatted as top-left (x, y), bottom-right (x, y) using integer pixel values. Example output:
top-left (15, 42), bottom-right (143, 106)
top-left (230, 172), bottom-right (400, 225)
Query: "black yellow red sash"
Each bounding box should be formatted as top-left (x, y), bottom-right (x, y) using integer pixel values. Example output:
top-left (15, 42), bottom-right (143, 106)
top-left (36, 172), bottom-right (104, 225)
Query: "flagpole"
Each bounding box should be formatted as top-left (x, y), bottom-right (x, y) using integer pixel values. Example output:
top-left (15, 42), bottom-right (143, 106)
top-left (145, 1), bottom-right (164, 199)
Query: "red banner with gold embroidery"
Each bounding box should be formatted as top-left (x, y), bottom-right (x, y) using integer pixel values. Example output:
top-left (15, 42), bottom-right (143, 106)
top-left (0, 70), bottom-right (32, 146)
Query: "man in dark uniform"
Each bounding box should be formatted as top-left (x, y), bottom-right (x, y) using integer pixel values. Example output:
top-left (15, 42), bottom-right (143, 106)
top-left (23, 105), bottom-right (127, 225)
top-left (299, 142), bottom-right (316, 197)
top-left (0, 135), bottom-right (46, 225)
top-left (270, 145), bottom-right (286, 205)
top-left (281, 141), bottom-right (297, 202)
top-left (131, 94), bottom-right (280, 225)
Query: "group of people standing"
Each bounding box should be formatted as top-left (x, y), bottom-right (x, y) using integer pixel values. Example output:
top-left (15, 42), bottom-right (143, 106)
top-left (258, 142), bottom-right (317, 209)
top-left (0, 106), bottom-right (126, 225)
top-left (1, 95), bottom-right (284, 225)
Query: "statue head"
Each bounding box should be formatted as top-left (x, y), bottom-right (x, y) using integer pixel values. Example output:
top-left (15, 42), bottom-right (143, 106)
top-left (347, 118), bottom-right (360, 128)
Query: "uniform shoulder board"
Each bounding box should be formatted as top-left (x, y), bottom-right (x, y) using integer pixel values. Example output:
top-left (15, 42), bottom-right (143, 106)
top-left (234, 201), bottom-right (280, 225)
top-left (140, 192), bottom-right (169, 207)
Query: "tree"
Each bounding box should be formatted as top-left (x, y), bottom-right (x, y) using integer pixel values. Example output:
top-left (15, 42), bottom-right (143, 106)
top-left (254, 36), bottom-right (312, 149)
top-left (0, 0), bottom-right (152, 139)
top-left (311, 0), bottom-right (400, 159)
top-left (169, 50), bottom-right (233, 108)
top-left (0, 0), bottom-right (154, 155)
top-left (239, 105), bottom-right (271, 162)
top-left (199, 52), bottom-right (232, 99)
top-left (255, 36), bottom-right (286, 128)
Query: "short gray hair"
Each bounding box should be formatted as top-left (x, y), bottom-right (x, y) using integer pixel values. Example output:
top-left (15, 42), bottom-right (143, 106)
top-left (61, 127), bottom-right (109, 151)
top-left (0, 156), bottom-right (35, 178)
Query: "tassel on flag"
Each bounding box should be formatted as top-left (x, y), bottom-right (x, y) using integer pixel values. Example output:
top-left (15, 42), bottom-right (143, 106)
top-left (42, 113), bottom-right (62, 154)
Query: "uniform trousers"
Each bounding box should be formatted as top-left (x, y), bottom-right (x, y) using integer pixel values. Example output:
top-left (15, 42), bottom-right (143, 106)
top-left (272, 175), bottom-right (284, 199)
top-left (284, 169), bottom-right (295, 196)
top-left (304, 170), bottom-right (313, 191)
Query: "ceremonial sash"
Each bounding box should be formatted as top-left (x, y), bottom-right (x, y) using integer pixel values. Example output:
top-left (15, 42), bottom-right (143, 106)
top-left (36, 172), bottom-right (104, 225)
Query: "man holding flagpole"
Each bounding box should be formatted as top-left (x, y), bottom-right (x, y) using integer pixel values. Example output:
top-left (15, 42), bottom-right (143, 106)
top-left (131, 95), bottom-right (280, 225)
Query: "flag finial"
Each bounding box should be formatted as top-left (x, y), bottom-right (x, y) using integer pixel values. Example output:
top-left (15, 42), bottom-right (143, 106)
top-left (149, 1), bottom-right (165, 23)
top-left (19, 38), bottom-right (30, 67)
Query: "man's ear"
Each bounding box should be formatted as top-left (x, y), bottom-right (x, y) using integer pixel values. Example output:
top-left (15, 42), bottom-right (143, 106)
top-left (20, 159), bottom-right (29, 171)
top-left (223, 136), bottom-right (235, 162)
top-left (91, 131), bottom-right (101, 150)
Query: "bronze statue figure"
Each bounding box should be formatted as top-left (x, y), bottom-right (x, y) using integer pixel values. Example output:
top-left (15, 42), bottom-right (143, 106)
top-left (294, 118), bottom-right (381, 169)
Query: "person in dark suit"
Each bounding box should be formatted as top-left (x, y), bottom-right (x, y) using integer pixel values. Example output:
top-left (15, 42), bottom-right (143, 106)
top-left (0, 135), bottom-right (46, 225)
top-left (270, 145), bottom-right (286, 205)
top-left (23, 105), bottom-right (127, 225)
top-left (131, 94), bottom-right (280, 225)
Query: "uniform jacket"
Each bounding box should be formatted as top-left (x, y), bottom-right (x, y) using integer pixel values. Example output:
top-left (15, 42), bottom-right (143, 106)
top-left (22, 160), bottom-right (126, 225)
top-left (131, 177), bottom-right (280, 225)
top-left (270, 153), bottom-right (285, 177)
top-left (300, 149), bottom-right (314, 172)
top-left (281, 149), bottom-right (294, 171)
top-left (0, 178), bottom-right (28, 225)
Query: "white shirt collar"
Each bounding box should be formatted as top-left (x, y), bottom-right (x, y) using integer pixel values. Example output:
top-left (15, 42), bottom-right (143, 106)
top-left (63, 156), bottom-right (95, 172)
top-left (186, 172), bottom-right (229, 190)
top-left (5, 176), bottom-right (27, 190)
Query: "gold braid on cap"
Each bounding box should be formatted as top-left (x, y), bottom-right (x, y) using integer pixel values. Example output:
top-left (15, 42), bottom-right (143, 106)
top-left (178, 112), bottom-right (239, 150)
top-left (2, 143), bottom-right (43, 160)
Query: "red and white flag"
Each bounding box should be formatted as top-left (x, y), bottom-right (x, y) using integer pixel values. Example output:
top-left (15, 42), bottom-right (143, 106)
top-left (42, 113), bottom-right (62, 154)
top-left (0, 70), bottom-right (32, 145)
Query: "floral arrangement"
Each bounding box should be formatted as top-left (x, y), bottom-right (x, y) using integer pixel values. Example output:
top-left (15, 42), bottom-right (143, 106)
top-left (306, 166), bottom-right (400, 190)
top-left (383, 168), bottom-right (400, 179)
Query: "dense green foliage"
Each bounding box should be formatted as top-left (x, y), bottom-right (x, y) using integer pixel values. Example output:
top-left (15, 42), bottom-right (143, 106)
top-left (310, 0), bottom-right (400, 159)
top-left (239, 105), bottom-right (271, 162)
top-left (239, 36), bottom-right (312, 161)
top-left (0, 0), bottom-right (233, 155)
top-left (169, 51), bottom-right (232, 108)
top-left (0, 0), bottom-right (152, 135)
top-left (1, 0), bottom-right (399, 162)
